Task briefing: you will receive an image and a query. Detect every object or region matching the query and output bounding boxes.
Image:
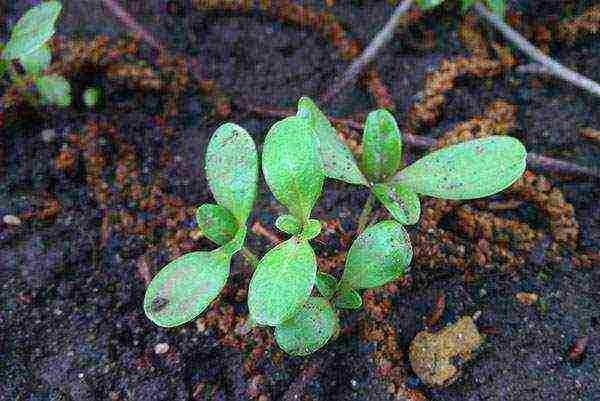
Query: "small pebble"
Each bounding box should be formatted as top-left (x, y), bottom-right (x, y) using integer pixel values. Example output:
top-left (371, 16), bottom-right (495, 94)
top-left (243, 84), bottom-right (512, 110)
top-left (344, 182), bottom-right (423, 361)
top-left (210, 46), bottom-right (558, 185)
top-left (41, 128), bottom-right (57, 143)
top-left (3, 214), bottom-right (22, 226)
top-left (516, 292), bottom-right (539, 305)
top-left (154, 342), bottom-right (169, 354)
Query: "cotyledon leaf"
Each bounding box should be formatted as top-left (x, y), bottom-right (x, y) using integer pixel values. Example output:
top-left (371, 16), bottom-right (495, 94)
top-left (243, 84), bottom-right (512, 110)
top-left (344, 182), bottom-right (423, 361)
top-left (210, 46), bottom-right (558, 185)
top-left (315, 272), bottom-right (337, 298)
top-left (393, 136), bottom-right (527, 200)
top-left (341, 220), bottom-right (413, 289)
top-left (262, 116), bottom-right (324, 223)
top-left (143, 248), bottom-right (231, 328)
top-left (196, 203), bottom-right (238, 246)
top-left (19, 42), bottom-right (51, 76)
top-left (2, 1), bottom-right (61, 60)
top-left (248, 238), bottom-right (317, 326)
top-left (372, 182), bottom-right (421, 225)
top-left (362, 109), bottom-right (402, 183)
top-left (275, 297), bottom-right (339, 356)
top-left (297, 96), bottom-right (368, 186)
top-left (205, 123), bottom-right (258, 224)
top-left (35, 74), bottom-right (71, 106)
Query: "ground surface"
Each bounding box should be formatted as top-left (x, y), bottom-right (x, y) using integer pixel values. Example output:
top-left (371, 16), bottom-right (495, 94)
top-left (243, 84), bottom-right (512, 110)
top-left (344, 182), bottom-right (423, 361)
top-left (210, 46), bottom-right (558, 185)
top-left (0, 1), bottom-right (599, 400)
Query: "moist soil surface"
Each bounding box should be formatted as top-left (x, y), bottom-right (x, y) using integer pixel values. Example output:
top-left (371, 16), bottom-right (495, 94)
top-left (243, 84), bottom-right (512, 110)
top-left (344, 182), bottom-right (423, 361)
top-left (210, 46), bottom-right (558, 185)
top-left (1, 1), bottom-right (599, 400)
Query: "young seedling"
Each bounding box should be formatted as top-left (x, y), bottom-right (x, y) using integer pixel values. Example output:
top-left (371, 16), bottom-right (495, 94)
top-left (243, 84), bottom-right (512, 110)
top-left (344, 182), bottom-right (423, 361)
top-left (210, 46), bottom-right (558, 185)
top-left (143, 123), bottom-right (258, 327)
top-left (0, 1), bottom-right (71, 107)
top-left (143, 96), bottom-right (526, 356)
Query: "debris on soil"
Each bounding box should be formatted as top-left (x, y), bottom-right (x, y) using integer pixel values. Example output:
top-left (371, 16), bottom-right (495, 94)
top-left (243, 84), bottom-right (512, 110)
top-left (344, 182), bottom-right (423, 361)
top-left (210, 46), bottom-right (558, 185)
top-left (567, 336), bottom-right (589, 362)
top-left (409, 316), bottom-right (483, 387)
top-left (515, 292), bottom-right (539, 305)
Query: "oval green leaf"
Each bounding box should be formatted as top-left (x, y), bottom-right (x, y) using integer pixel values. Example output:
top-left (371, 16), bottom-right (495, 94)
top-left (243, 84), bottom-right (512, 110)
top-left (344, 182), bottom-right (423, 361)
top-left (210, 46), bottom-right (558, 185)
top-left (196, 203), bottom-right (238, 246)
top-left (19, 43), bottom-right (51, 76)
top-left (275, 214), bottom-right (301, 236)
top-left (248, 238), bottom-right (317, 326)
top-left (2, 1), bottom-right (62, 60)
top-left (297, 97), bottom-right (368, 186)
top-left (315, 272), bottom-right (337, 298)
top-left (334, 287), bottom-right (362, 309)
top-left (342, 220), bottom-right (412, 289)
top-left (394, 136), bottom-right (527, 200)
top-left (486, 0), bottom-right (506, 19)
top-left (372, 182), bottom-right (421, 225)
top-left (83, 87), bottom-right (101, 107)
top-left (206, 123), bottom-right (258, 224)
top-left (262, 116), bottom-right (324, 223)
top-left (362, 109), bottom-right (402, 183)
top-left (298, 219), bottom-right (321, 241)
top-left (275, 297), bottom-right (339, 356)
top-left (143, 249), bottom-right (231, 327)
top-left (35, 74), bottom-right (71, 107)
top-left (416, 0), bottom-right (446, 10)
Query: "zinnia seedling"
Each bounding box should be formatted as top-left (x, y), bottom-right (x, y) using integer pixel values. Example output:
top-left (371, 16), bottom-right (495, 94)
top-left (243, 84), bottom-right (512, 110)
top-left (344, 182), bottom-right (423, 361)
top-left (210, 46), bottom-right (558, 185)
top-left (0, 1), bottom-right (71, 107)
top-left (143, 96), bottom-right (526, 356)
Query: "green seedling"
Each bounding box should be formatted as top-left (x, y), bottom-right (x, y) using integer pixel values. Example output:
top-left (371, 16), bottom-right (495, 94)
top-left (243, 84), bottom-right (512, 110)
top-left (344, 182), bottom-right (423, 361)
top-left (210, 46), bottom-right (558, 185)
top-left (416, 0), bottom-right (506, 19)
top-left (0, 1), bottom-right (71, 107)
top-left (83, 87), bottom-right (101, 108)
top-left (143, 96), bottom-right (526, 356)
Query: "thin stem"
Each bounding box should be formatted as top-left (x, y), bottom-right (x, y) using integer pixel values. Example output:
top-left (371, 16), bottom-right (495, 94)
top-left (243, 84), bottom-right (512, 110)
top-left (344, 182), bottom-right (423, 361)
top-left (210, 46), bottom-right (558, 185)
top-left (356, 193), bottom-right (375, 235)
top-left (474, 2), bottom-right (600, 97)
top-left (241, 246), bottom-right (258, 268)
top-left (320, 0), bottom-right (415, 104)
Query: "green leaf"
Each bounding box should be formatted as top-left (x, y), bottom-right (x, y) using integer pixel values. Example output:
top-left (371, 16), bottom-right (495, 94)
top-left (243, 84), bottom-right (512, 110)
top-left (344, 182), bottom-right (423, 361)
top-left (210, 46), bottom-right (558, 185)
top-left (221, 225), bottom-right (248, 257)
top-left (2, 1), bottom-right (62, 61)
top-left (315, 272), bottom-right (337, 298)
top-left (83, 87), bottom-right (100, 107)
top-left (416, 0), bottom-right (446, 10)
top-left (461, 0), bottom-right (475, 12)
top-left (35, 74), bottom-right (71, 106)
top-left (298, 219), bottom-right (321, 241)
top-left (297, 97), bottom-right (368, 186)
top-left (342, 220), bottom-right (412, 289)
top-left (275, 214), bottom-right (301, 236)
top-left (372, 182), bottom-right (421, 225)
top-left (205, 123), bottom-right (258, 224)
top-left (262, 116), bottom-right (324, 223)
top-left (196, 204), bottom-right (238, 246)
top-left (275, 297), bottom-right (339, 356)
top-left (19, 43), bottom-right (51, 76)
top-left (394, 136), bottom-right (527, 200)
top-left (248, 238), bottom-right (317, 326)
top-left (334, 287), bottom-right (362, 309)
top-left (485, 0), bottom-right (506, 19)
top-left (362, 109), bottom-right (402, 183)
top-left (143, 248), bottom-right (231, 327)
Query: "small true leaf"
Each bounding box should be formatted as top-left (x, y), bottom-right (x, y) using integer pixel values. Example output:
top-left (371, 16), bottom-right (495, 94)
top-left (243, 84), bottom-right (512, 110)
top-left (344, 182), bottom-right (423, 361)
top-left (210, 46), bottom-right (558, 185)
top-left (2, 1), bottom-right (62, 60)
top-left (205, 123), bottom-right (258, 224)
top-left (342, 220), bottom-right (412, 289)
top-left (262, 116), bottom-right (324, 223)
top-left (19, 43), bottom-right (51, 76)
top-left (362, 109), bottom-right (402, 183)
top-left (83, 87), bottom-right (101, 107)
top-left (275, 214), bottom-right (301, 236)
top-left (35, 74), bottom-right (71, 106)
top-left (297, 97), bottom-right (368, 186)
top-left (298, 219), bottom-right (321, 241)
top-left (143, 248), bottom-right (231, 327)
top-left (248, 238), bottom-right (317, 326)
top-left (372, 182), bottom-right (421, 225)
top-left (334, 287), bottom-right (362, 309)
top-left (416, 0), bottom-right (446, 10)
top-left (275, 297), bottom-right (339, 356)
top-left (221, 225), bottom-right (248, 257)
top-left (196, 203), bottom-right (238, 246)
top-left (315, 272), bottom-right (337, 298)
top-left (394, 136), bottom-right (526, 200)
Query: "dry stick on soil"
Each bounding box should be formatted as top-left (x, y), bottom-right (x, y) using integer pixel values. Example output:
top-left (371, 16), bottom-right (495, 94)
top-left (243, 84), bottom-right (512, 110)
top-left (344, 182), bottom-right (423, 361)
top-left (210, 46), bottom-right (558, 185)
top-left (320, 0), bottom-right (415, 104)
top-left (473, 2), bottom-right (600, 97)
top-left (240, 102), bottom-right (600, 179)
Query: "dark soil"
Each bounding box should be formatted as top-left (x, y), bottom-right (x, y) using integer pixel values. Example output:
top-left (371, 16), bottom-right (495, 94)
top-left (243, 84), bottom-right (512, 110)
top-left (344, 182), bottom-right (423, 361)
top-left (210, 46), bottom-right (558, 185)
top-left (1, 1), bottom-right (599, 400)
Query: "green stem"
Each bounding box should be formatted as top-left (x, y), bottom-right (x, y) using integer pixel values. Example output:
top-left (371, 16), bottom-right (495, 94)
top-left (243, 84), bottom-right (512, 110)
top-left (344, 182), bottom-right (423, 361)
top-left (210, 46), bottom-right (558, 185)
top-left (356, 193), bottom-right (375, 235)
top-left (241, 246), bottom-right (258, 268)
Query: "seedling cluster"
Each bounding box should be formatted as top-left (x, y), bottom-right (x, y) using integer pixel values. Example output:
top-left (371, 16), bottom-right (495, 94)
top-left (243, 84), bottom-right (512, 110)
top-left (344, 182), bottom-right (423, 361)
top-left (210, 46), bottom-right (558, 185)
top-left (144, 96), bottom-right (526, 356)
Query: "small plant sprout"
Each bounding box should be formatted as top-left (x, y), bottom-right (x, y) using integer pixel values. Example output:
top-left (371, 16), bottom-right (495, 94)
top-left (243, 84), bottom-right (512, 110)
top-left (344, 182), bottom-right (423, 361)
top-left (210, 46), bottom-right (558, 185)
top-left (144, 123), bottom-right (258, 327)
top-left (143, 96), bottom-right (526, 356)
top-left (83, 87), bottom-right (101, 108)
top-left (0, 1), bottom-right (71, 107)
